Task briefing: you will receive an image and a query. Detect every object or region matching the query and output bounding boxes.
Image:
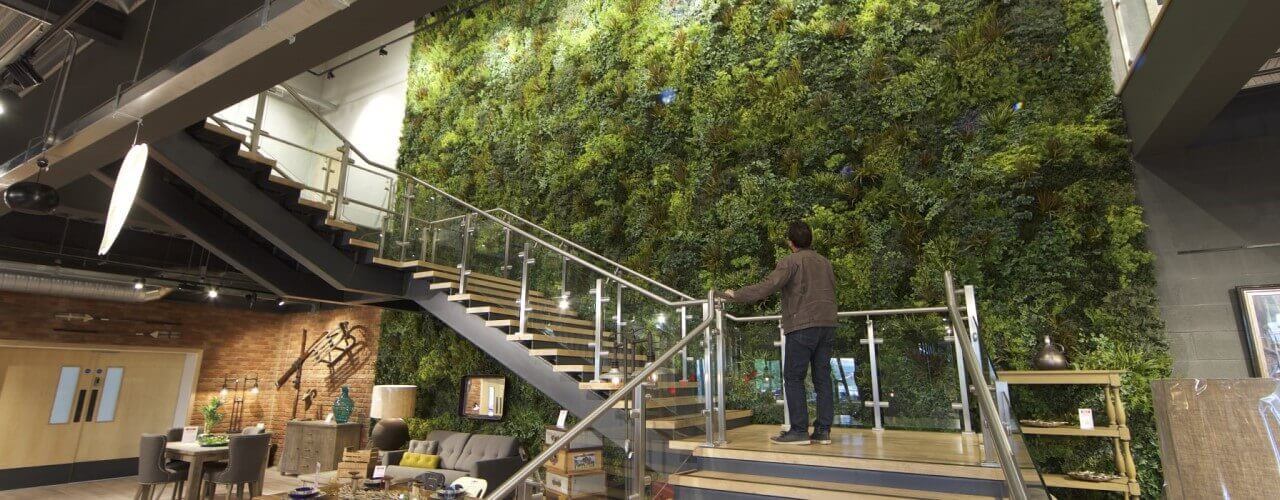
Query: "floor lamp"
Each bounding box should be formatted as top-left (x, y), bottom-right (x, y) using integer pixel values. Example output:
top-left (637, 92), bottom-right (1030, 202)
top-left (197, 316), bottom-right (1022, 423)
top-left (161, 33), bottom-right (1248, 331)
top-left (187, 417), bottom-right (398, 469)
top-left (370, 385), bottom-right (417, 451)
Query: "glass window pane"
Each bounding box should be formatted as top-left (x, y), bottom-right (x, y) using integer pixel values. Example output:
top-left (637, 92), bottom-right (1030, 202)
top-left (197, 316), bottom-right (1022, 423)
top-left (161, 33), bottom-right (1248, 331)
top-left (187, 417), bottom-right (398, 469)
top-left (49, 366), bottom-right (79, 424)
top-left (96, 367), bottom-right (124, 422)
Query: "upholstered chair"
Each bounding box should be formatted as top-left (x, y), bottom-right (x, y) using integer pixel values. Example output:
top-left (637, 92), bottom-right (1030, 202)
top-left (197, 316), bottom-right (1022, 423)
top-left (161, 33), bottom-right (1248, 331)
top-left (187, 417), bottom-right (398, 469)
top-left (199, 433), bottom-right (271, 499)
top-left (135, 434), bottom-right (187, 500)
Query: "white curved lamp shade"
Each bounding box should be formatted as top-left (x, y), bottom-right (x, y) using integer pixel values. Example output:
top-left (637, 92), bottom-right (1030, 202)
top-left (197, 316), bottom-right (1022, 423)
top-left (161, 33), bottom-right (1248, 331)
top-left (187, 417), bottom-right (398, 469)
top-left (98, 143), bottom-right (148, 255)
top-left (370, 384), bottom-right (417, 419)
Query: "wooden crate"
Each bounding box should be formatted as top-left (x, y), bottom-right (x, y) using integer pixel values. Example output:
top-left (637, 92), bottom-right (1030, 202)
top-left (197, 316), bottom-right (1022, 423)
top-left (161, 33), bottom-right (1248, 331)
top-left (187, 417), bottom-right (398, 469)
top-left (544, 447), bottom-right (603, 475)
top-left (335, 447), bottom-right (378, 480)
top-left (545, 469), bottom-right (605, 497)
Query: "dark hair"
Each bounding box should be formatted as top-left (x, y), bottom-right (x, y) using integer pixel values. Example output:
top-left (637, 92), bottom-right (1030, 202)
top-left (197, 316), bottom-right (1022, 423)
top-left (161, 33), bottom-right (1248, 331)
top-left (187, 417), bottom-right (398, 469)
top-left (786, 221), bottom-right (812, 249)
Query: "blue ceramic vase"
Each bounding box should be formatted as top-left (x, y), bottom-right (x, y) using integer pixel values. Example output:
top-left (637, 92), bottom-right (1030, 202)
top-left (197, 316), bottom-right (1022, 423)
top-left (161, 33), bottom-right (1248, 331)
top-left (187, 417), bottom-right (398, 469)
top-left (332, 386), bottom-right (354, 423)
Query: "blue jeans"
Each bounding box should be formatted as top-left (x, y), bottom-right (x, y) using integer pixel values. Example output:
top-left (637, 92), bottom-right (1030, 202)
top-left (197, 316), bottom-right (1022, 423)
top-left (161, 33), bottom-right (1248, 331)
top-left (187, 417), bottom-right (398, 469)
top-left (784, 326), bottom-right (835, 432)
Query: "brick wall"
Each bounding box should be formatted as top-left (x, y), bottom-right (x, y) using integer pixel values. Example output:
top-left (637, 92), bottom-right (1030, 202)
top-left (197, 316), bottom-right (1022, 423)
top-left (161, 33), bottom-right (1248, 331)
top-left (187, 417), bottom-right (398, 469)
top-left (0, 290), bottom-right (382, 456)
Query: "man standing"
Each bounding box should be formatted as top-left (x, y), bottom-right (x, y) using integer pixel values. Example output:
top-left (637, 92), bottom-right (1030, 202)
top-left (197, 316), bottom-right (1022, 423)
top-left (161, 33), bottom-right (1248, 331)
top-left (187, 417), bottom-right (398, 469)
top-left (721, 221), bottom-right (838, 445)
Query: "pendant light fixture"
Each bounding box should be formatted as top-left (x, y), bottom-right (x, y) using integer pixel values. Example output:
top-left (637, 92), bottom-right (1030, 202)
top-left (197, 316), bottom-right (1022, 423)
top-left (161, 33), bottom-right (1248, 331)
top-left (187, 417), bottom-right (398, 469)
top-left (98, 0), bottom-right (160, 256)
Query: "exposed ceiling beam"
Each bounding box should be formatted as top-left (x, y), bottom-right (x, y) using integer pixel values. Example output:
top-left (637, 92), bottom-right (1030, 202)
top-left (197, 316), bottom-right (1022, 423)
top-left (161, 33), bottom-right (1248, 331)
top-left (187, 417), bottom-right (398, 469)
top-left (0, 0), bottom-right (127, 45)
top-left (1121, 0), bottom-right (1280, 156)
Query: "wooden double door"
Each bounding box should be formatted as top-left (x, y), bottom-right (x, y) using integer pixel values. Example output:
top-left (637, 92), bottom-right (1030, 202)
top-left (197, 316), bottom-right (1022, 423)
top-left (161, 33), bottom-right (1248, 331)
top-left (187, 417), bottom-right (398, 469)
top-left (0, 345), bottom-right (190, 488)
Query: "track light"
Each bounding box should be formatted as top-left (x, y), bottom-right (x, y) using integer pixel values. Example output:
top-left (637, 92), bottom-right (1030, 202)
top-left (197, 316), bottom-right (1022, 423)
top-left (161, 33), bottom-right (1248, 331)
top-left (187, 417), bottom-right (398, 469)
top-left (207, 287), bottom-right (219, 299)
top-left (378, 46), bottom-right (388, 56)
top-left (277, 299), bottom-right (286, 307)
top-left (134, 278), bottom-right (145, 290)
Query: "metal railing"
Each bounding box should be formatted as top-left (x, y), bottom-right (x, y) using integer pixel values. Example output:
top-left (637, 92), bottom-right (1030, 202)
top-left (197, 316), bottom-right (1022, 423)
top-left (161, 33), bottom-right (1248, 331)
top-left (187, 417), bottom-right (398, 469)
top-left (218, 83), bottom-right (1037, 499)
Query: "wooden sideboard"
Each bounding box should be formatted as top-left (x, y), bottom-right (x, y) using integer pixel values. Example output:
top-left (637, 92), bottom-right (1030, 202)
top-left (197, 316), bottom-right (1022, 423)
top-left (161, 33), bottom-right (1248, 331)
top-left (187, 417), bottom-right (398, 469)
top-left (279, 421), bottom-right (363, 475)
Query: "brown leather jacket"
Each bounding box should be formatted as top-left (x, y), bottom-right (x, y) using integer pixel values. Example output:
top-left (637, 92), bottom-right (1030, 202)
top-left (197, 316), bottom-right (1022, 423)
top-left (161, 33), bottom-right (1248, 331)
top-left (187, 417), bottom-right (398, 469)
top-left (727, 249), bottom-right (839, 333)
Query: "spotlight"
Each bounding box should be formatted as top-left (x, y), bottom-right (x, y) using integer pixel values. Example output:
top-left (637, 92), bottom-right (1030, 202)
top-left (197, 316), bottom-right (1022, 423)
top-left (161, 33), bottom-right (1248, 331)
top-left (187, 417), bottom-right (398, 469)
top-left (0, 87), bottom-right (16, 116)
top-left (277, 299), bottom-right (286, 307)
top-left (378, 46), bottom-right (388, 56)
top-left (133, 278), bottom-right (145, 290)
top-left (36, 157), bottom-right (48, 169)
top-left (207, 287), bottom-right (219, 299)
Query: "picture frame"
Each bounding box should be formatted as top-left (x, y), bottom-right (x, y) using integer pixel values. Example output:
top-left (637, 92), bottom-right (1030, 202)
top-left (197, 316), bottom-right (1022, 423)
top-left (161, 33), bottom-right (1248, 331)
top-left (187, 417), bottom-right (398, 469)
top-left (1236, 285), bottom-right (1280, 379)
top-left (458, 374), bottom-right (507, 421)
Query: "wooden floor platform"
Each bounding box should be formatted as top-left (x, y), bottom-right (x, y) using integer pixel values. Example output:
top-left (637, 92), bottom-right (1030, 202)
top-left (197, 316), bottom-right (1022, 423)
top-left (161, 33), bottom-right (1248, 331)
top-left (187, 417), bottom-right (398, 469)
top-left (666, 470), bottom-right (995, 500)
top-left (670, 424), bottom-right (1004, 480)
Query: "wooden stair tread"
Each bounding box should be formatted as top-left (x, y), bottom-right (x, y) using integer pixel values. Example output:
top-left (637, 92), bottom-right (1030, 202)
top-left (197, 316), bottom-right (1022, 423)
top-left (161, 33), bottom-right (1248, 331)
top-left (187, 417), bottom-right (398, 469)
top-left (528, 348), bottom-right (645, 361)
top-left (1041, 473), bottom-right (1137, 494)
top-left (431, 281), bottom-right (552, 303)
top-left (466, 306), bottom-right (593, 327)
top-left (236, 148), bottom-right (277, 167)
top-left (486, 319), bottom-right (600, 337)
top-left (296, 198), bottom-right (331, 213)
top-left (345, 238), bottom-right (378, 251)
top-left (551, 364), bottom-right (600, 373)
top-left (198, 120), bottom-right (246, 143)
top-left (509, 333), bottom-right (611, 347)
top-left (579, 380), bottom-right (698, 391)
top-left (324, 218), bottom-right (358, 232)
top-left (267, 174), bottom-right (305, 191)
top-left (450, 293), bottom-right (578, 316)
top-left (416, 271), bottom-right (540, 296)
top-left (647, 409), bottom-right (752, 430)
top-left (667, 470), bottom-right (992, 500)
top-left (613, 395), bottom-right (701, 409)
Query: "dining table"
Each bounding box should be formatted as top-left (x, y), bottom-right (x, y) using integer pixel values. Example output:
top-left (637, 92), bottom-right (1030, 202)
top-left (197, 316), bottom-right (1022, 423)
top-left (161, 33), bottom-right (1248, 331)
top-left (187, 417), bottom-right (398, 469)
top-left (166, 441), bottom-right (267, 500)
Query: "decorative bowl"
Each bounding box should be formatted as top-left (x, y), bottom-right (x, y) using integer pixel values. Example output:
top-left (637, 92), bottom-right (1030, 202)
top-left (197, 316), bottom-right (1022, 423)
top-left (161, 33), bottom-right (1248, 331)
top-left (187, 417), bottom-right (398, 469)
top-left (287, 486), bottom-right (319, 499)
top-left (1067, 470), bottom-right (1123, 483)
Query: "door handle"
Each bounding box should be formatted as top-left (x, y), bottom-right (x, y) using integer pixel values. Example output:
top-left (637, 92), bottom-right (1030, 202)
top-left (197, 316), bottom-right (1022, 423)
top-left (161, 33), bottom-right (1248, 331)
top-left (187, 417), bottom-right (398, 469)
top-left (73, 389), bottom-right (87, 423)
top-left (84, 389), bottom-right (99, 422)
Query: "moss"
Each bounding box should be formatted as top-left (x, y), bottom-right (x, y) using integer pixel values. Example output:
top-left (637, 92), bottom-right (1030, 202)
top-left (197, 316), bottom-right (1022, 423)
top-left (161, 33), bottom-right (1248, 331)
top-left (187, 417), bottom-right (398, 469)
top-left (383, 0), bottom-right (1170, 495)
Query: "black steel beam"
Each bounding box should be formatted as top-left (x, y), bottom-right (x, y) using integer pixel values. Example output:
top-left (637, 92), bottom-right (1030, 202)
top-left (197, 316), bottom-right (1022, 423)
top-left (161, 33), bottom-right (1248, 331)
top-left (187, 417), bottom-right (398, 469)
top-left (89, 163), bottom-right (349, 304)
top-left (0, 0), bottom-right (126, 44)
top-left (147, 132), bottom-right (405, 297)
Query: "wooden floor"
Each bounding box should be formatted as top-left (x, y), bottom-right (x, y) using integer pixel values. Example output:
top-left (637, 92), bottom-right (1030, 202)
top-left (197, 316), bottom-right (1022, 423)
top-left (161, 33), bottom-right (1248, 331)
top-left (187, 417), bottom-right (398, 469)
top-left (0, 467), bottom-right (303, 499)
top-left (671, 424), bottom-right (1005, 480)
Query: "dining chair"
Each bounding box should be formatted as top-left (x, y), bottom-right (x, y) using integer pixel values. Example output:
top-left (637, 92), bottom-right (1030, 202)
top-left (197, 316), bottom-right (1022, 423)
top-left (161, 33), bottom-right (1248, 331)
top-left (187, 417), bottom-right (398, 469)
top-left (135, 434), bottom-right (187, 500)
top-left (199, 433), bottom-right (270, 499)
top-left (164, 427), bottom-right (191, 471)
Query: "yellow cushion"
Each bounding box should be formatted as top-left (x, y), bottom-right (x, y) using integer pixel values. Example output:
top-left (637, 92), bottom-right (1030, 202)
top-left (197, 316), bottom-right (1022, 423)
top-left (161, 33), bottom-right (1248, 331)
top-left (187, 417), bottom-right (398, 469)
top-left (400, 452), bottom-right (439, 469)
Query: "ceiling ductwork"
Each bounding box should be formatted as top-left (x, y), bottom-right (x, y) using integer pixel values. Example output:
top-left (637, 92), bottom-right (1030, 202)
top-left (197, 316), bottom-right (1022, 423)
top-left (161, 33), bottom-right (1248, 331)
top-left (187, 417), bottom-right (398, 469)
top-left (0, 261), bottom-right (171, 302)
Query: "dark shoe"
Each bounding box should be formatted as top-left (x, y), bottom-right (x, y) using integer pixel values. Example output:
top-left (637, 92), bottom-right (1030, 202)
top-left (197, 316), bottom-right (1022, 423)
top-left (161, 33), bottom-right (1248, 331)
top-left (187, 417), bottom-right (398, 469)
top-left (810, 427), bottom-right (831, 445)
top-left (769, 430), bottom-right (810, 445)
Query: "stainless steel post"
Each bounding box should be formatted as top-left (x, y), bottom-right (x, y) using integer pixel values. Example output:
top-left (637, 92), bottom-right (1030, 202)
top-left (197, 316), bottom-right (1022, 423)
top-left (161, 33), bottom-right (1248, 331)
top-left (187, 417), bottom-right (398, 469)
top-left (333, 146), bottom-right (350, 220)
top-left (399, 189), bottom-right (412, 260)
top-left (702, 290), bottom-right (716, 447)
top-left (861, 318), bottom-right (885, 430)
top-left (429, 227), bottom-right (439, 262)
top-left (775, 320), bottom-right (789, 432)
top-left (517, 242), bottom-right (532, 335)
top-left (249, 92), bottom-right (267, 153)
top-left (714, 303), bottom-right (728, 445)
top-left (457, 214), bottom-right (473, 293)
top-left (964, 284), bottom-right (996, 465)
top-left (419, 225), bottom-right (429, 260)
top-left (592, 278), bottom-right (605, 382)
top-left (949, 323), bottom-right (974, 434)
top-left (628, 382), bottom-right (648, 500)
top-left (679, 306), bottom-right (689, 380)
top-left (501, 228), bottom-right (512, 277)
top-left (615, 280), bottom-right (626, 381)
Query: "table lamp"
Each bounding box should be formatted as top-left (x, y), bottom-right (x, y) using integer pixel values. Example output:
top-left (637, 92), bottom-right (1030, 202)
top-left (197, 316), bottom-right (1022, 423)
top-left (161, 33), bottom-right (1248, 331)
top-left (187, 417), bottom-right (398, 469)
top-left (370, 385), bottom-right (417, 451)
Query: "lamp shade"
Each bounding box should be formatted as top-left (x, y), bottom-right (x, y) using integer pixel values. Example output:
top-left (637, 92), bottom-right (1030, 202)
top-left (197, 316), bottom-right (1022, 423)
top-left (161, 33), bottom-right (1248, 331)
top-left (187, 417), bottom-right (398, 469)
top-left (370, 385), bottom-right (416, 419)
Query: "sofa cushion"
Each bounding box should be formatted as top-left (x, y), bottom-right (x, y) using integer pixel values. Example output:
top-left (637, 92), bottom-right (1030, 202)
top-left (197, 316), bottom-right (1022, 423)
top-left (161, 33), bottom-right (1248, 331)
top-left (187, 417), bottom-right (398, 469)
top-left (384, 465), bottom-right (467, 485)
top-left (452, 434), bottom-right (519, 473)
top-left (433, 432), bottom-right (472, 470)
top-left (399, 453), bottom-right (440, 469)
top-left (406, 439), bottom-right (438, 455)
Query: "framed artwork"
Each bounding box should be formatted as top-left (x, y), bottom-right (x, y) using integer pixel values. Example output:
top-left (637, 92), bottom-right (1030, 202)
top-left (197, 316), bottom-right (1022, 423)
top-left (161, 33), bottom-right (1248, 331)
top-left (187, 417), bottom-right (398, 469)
top-left (459, 375), bottom-right (507, 420)
top-left (1237, 285), bottom-right (1280, 378)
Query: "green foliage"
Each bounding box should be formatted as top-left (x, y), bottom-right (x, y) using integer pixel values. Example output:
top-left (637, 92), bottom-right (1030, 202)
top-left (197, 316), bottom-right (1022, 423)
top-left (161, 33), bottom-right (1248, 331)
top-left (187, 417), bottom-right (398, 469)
top-left (199, 396), bottom-right (224, 433)
top-left (388, 0), bottom-right (1171, 495)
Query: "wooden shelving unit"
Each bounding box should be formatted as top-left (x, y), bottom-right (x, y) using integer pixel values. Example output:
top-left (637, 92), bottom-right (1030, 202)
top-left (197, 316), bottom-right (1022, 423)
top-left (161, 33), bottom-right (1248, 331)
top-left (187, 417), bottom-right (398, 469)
top-left (998, 370), bottom-right (1140, 499)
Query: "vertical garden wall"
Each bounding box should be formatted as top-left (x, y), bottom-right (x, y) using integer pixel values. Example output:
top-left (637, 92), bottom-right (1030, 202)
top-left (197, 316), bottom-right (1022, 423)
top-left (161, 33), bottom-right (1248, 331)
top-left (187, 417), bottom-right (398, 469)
top-left (378, 0), bottom-right (1170, 494)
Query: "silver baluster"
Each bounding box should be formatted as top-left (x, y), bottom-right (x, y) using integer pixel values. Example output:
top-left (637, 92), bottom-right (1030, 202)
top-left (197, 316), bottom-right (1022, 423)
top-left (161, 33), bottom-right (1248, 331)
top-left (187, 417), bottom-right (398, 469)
top-left (861, 317), bottom-right (886, 431)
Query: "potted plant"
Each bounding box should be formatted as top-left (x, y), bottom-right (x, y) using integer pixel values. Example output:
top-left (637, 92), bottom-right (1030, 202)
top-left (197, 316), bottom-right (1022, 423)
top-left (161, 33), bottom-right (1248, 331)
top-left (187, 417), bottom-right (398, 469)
top-left (197, 396), bottom-right (229, 447)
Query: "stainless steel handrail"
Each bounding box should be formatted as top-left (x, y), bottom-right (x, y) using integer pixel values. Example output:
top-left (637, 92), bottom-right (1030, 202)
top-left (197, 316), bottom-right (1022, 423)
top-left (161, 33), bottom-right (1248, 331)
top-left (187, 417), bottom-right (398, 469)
top-left (488, 314), bottom-right (718, 499)
top-left (945, 270), bottom-right (1029, 499)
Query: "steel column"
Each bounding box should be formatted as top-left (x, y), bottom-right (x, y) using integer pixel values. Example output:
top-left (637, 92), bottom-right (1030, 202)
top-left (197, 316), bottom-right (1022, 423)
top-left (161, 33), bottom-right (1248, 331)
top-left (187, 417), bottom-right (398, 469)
top-left (861, 318), bottom-right (885, 430)
top-left (457, 214), bottom-right (473, 293)
top-left (517, 242), bottom-right (532, 335)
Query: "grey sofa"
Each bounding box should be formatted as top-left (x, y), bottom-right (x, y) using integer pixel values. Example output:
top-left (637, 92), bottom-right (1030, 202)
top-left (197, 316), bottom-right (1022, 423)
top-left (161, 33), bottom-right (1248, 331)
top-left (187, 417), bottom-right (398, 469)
top-left (382, 430), bottom-right (523, 489)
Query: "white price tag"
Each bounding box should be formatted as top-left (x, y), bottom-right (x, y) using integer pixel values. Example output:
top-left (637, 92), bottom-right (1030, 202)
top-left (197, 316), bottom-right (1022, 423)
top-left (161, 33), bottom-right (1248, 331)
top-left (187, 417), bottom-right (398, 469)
top-left (181, 426), bottom-right (199, 443)
top-left (372, 465), bottom-right (386, 479)
top-left (1078, 408), bottom-right (1094, 430)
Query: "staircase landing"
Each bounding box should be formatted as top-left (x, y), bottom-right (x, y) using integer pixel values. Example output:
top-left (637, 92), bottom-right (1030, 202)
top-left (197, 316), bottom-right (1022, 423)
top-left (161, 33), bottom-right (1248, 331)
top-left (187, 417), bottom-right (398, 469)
top-left (667, 425), bottom-right (1010, 499)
